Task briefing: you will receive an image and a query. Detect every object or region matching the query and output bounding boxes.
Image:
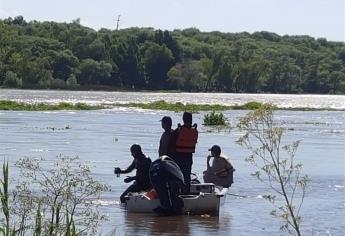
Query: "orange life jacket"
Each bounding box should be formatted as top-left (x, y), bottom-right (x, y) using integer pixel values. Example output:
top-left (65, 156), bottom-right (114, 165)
top-left (175, 126), bottom-right (198, 153)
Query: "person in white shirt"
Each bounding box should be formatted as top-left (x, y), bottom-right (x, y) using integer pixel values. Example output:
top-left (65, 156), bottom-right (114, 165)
top-left (203, 145), bottom-right (234, 188)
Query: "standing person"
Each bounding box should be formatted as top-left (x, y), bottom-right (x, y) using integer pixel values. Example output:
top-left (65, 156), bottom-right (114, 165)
top-left (203, 145), bottom-right (234, 188)
top-left (114, 144), bottom-right (152, 203)
top-left (158, 116), bottom-right (174, 157)
top-left (173, 112), bottom-right (198, 193)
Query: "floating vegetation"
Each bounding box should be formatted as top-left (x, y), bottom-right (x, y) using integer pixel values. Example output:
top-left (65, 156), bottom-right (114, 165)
top-left (231, 101), bottom-right (264, 110)
top-left (0, 100), bottom-right (105, 111)
top-left (203, 111), bottom-right (229, 126)
top-left (115, 100), bottom-right (230, 113)
top-left (303, 121), bottom-right (325, 125)
top-left (111, 101), bottom-right (343, 111)
top-left (1, 99), bottom-right (340, 112)
top-left (115, 100), bottom-right (270, 112)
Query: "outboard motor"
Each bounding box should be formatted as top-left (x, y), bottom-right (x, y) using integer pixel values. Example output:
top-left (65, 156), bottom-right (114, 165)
top-left (149, 156), bottom-right (185, 215)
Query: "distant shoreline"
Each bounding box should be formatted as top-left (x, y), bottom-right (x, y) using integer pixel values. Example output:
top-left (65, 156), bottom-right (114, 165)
top-left (2, 87), bottom-right (345, 95)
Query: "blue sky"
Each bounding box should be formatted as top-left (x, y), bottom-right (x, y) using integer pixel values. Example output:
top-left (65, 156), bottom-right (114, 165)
top-left (0, 0), bottom-right (344, 41)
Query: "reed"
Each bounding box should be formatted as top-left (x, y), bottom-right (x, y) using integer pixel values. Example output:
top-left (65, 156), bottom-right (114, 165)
top-left (0, 162), bottom-right (10, 236)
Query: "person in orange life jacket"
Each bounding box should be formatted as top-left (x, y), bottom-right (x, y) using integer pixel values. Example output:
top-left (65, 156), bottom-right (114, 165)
top-left (114, 144), bottom-right (152, 203)
top-left (203, 145), bottom-right (234, 188)
top-left (158, 116), bottom-right (174, 157)
top-left (172, 111), bottom-right (198, 193)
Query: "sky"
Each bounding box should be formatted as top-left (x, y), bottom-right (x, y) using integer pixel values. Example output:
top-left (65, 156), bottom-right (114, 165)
top-left (0, 0), bottom-right (344, 42)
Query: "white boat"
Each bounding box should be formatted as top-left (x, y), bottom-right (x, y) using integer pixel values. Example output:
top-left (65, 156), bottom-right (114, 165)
top-left (125, 183), bottom-right (229, 215)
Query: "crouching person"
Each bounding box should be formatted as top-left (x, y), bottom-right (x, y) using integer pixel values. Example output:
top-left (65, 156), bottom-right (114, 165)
top-left (203, 145), bottom-right (234, 188)
top-left (114, 144), bottom-right (152, 203)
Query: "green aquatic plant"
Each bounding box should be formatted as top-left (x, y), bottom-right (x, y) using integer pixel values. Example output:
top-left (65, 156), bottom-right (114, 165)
top-left (115, 100), bottom-right (268, 112)
top-left (0, 100), bottom-right (104, 111)
top-left (232, 101), bottom-right (265, 110)
top-left (120, 100), bottom-right (281, 112)
top-left (116, 100), bottom-right (230, 113)
top-left (1, 99), bottom-right (339, 112)
top-left (236, 104), bottom-right (310, 236)
top-left (203, 111), bottom-right (229, 126)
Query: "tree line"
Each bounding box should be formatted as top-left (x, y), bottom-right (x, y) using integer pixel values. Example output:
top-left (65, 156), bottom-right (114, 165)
top-left (1, 16), bottom-right (345, 94)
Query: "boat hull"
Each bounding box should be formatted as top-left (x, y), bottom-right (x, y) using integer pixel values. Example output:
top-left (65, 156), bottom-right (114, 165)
top-left (125, 183), bottom-right (228, 215)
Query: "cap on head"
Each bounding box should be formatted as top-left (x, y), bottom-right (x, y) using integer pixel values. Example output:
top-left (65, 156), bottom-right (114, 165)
top-left (208, 145), bottom-right (221, 155)
top-left (182, 112), bottom-right (192, 124)
top-left (130, 144), bottom-right (142, 155)
top-left (160, 116), bottom-right (172, 127)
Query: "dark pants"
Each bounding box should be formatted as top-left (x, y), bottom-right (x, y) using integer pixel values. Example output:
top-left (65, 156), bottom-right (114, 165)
top-left (120, 181), bottom-right (151, 203)
top-left (172, 153), bottom-right (193, 194)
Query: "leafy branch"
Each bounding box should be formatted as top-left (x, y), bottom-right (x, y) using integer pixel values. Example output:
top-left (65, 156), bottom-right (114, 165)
top-left (236, 104), bottom-right (310, 235)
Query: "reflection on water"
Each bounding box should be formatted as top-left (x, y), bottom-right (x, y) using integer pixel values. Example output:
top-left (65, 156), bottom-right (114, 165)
top-left (120, 213), bottom-right (231, 236)
top-left (125, 214), bottom-right (191, 236)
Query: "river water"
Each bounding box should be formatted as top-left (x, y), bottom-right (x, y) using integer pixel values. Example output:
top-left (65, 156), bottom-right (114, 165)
top-left (0, 89), bottom-right (344, 235)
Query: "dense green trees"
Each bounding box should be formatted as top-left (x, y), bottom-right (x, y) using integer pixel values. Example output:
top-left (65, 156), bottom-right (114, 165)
top-left (77, 59), bottom-right (113, 85)
top-left (143, 42), bottom-right (174, 89)
top-left (0, 16), bottom-right (344, 94)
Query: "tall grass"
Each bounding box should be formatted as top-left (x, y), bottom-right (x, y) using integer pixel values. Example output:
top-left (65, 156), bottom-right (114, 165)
top-left (0, 162), bottom-right (10, 236)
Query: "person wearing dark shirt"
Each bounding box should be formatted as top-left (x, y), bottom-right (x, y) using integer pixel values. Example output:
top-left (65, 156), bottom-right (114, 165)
top-left (172, 112), bottom-right (198, 193)
top-left (158, 116), bottom-right (174, 157)
top-left (114, 144), bottom-right (152, 203)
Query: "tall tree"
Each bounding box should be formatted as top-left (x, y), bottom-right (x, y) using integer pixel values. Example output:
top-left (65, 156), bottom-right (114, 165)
top-left (76, 59), bottom-right (112, 85)
top-left (143, 42), bottom-right (174, 89)
top-left (163, 30), bottom-right (181, 62)
top-left (111, 38), bottom-right (143, 88)
top-left (50, 50), bottom-right (79, 81)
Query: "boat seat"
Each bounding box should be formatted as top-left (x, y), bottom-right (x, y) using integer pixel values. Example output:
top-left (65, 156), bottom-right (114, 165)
top-left (190, 183), bottom-right (215, 194)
